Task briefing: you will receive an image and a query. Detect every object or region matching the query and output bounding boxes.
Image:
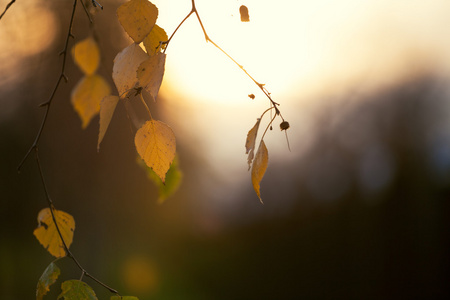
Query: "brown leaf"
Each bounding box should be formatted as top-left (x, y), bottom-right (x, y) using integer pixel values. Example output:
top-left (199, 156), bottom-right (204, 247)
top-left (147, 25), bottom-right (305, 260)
top-left (98, 95), bottom-right (120, 151)
top-left (245, 118), bottom-right (261, 170)
top-left (251, 141), bottom-right (268, 203)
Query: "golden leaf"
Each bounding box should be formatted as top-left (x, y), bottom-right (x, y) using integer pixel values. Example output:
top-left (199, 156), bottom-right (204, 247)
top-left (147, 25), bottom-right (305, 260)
top-left (251, 141), bottom-right (268, 203)
top-left (143, 24), bottom-right (167, 56)
top-left (112, 43), bottom-right (148, 98)
top-left (245, 118), bottom-right (261, 170)
top-left (137, 52), bottom-right (166, 101)
top-left (135, 120), bottom-right (176, 183)
top-left (71, 74), bottom-right (111, 129)
top-left (117, 0), bottom-right (158, 43)
top-left (98, 95), bottom-right (120, 151)
top-left (71, 37), bottom-right (100, 75)
top-left (33, 208), bottom-right (75, 258)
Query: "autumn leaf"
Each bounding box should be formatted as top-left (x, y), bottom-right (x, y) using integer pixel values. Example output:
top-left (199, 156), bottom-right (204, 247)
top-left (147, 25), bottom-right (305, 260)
top-left (33, 207), bottom-right (75, 258)
top-left (71, 37), bottom-right (100, 75)
top-left (137, 52), bottom-right (166, 101)
top-left (117, 0), bottom-right (158, 43)
top-left (113, 43), bottom-right (148, 98)
top-left (143, 24), bottom-right (167, 56)
top-left (135, 120), bottom-right (176, 183)
top-left (36, 262), bottom-right (60, 300)
top-left (98, 95), bottom-right (120, 151)
top-left (138, 155), bottom-right (182, 203)
top-left (58, 280), bottom-right (97, 300)
top-left (245, 118), bottom-right (261, 170)
top-left (111, 296), bottom-right (139, 300)
top-left (251, 141), bottom-right (268, 203)
top-left (71, 74), bottom-right (111, 129)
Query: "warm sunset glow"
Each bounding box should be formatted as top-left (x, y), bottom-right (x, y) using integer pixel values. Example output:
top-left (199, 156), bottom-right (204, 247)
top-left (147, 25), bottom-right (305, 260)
top-left (147, 0), bottom-right (450, 199)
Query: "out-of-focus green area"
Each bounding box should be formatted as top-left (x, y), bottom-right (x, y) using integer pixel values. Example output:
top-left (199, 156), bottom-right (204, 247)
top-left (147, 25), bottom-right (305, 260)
top-left (1, 1), bottom-right (450, 299)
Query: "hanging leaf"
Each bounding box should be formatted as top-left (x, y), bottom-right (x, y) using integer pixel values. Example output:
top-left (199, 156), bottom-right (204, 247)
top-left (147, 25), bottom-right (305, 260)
top-left (33, 208), bottom-right (75, 258)
top-left (143, 24), bottom-right (167, 56)
top-left (239, 5), bottom-right (250, 22)
top-left (245, 118), bottom-right (261, 170)
top-left (36, 262), bottom-right (60, 300)
top-left (138, 155), bottom-right (182, 203)
top-left (112, 43), bottom-right (148, 98)
top-left (98, 95), bottom-right (120, 151)
top-left (251, 141), bottom-right (268, 203)
top-left (136, 52), bottom-right (166, 101)
top-left (111, 296), bottom-right (139, 300)
top-left (71, 37), bottom-right (100, 75)
top-left (71, 74), bottom-right (111, 129)
top-left (135, 120), bottom-right (176, 183)
top-left (58, 280), bottom-right (97, 300)
top-left (117, 0), bottom-right (158, 43)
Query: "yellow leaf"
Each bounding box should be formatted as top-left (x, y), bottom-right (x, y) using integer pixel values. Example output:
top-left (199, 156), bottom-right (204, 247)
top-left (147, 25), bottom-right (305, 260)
top-left (143, 24), bottom-right (167, 56)
top-left (71, 37), bottom-right (100, 75)
top-left (71, 74), bottom-right (111, 129)
top-left (251, 141), bottom-right (268, 203)
top-left (137, 53), bottom-right (166, 101)
top-left (113, 43), bottom-right (148, 98)
top-left (33, 208), bottom-right (75, 258)
top-left (245, 118), bottom-right (261, 170)
top-left (117, 0), bottom-right (158, 43)
top-left (135, 120), bottom-right (176, 183)
top-left (36, 262), bottom-right (60, 300)
top-left (98, 95), bottom-right (120, 151)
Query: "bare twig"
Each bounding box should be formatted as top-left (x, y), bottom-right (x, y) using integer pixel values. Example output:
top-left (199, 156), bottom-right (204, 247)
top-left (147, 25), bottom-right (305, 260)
top-left (0, 0), bottom-right (15, 20)
top-left (18, 0), bottom-right (119, 295)
top-left (164, 0), bottom-right (283, 117)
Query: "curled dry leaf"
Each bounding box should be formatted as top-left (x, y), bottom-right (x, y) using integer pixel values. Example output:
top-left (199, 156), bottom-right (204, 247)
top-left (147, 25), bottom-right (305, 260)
top-left (98, 95), bottom-right (120, 151)
top-left (137, 52), bottom-right (166, 101)
top-left (58, 280), bottom-right (97, 300)
top-left (36, 262), bottom-right (60, 300)
top-left (251, 141), bottom-right (268, 203)
top-left (71, 74), bottom-right (111, 129)
top-left (33, 208), bottom-right (75, 258)
top-left (113, 43), bottom-right (148, 98)
top-left (71, 36), bottom-right (100, 75)
top-left (143, 24), bottom-right (168, 56)
top-left (135, 120), bottom-right (176, 183)
top-left (117, 0), bottom-right (158, 43)
top-left (245, 118), bottom-right (261, 170)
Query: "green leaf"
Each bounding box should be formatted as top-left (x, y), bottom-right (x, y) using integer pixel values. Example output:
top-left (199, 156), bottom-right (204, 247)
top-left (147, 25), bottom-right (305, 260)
top-left (111, 296), bottom-right (139, 300)
top-left (251, 141), bottom-right (268, 203)
top-left (58, 280), bottom-right (97, 300)
top-left (138, 155), bottom-right (182, 203)
top-left (36, 262), bottom-right (60, 300)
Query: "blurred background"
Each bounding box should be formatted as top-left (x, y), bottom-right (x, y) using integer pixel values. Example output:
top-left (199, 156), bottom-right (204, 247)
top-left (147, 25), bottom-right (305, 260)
top-left (1, 0), bottom-right (450, 299)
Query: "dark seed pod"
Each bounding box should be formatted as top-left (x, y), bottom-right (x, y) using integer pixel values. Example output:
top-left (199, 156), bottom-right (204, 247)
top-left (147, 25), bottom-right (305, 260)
top-left (280, 121), bottom-right (290, 131)
top-left (270, 125), bottom-right (273, 130)
top-left (240, 5), bottom-right (250, 22)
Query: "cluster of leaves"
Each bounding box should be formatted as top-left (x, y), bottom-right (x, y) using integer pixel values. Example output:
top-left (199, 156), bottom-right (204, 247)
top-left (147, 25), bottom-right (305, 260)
top-left (16, 0), bottom-right (291, 299)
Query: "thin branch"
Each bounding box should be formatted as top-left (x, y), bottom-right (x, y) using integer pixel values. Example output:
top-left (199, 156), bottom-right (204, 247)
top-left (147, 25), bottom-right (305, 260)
top-left (17, 0), bottom-right (120, 296)
top-left (17, 0), bottom-right (78, 171)
top-left (165, 0), bottom-right (282, 117)
top-left (0, 0), bottom-right (15, 20)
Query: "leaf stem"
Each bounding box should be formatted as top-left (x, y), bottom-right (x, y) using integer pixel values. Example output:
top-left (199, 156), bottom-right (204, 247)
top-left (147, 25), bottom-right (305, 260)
top-left (139, 93), bottom-right (153, 120)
